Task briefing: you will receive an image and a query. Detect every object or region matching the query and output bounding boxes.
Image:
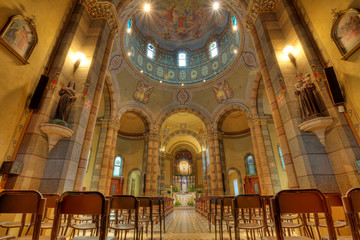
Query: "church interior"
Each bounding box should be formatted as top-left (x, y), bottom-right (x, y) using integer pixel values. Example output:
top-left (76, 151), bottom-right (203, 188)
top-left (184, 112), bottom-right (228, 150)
top-left (1, 0), bottom-right (360, 239)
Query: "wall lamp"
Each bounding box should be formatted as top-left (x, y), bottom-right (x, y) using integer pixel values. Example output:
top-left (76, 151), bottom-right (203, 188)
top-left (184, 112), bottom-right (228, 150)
top-left (74, 52), bottom-right (86, 72)
top-left (283, 45), bottom-right (296, 67)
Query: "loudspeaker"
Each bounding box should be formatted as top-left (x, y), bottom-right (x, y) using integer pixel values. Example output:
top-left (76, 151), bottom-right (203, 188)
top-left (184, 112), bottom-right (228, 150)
top-left (324, 67), bottom-right (344, 106)
top-left (29, 75), bottom-right (49, 110)
top-left (222, 173), bottom-right (226, 193)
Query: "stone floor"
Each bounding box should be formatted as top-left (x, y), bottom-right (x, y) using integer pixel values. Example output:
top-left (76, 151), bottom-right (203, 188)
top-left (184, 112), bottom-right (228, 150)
top-left (140, 207), bottom-right (234, 240)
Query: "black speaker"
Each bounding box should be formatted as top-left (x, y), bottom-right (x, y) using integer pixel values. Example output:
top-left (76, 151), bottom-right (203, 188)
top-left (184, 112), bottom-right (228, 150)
top-left (222, 173), bottom-right (226, 193)
top-left (29, 75), bottom-right (49, 110)
top-left (324, 67), bottom-right (345, 106)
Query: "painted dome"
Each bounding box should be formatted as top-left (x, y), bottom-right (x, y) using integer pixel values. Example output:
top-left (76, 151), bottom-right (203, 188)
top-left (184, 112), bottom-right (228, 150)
top-left (121, 0), bottom-right (243, 87)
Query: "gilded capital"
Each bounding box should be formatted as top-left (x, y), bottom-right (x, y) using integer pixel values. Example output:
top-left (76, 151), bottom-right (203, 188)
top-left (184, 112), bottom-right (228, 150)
top-left (81, 0), bottom-right (120, 34)
top-left (245, 0), bottom-right (280, 33)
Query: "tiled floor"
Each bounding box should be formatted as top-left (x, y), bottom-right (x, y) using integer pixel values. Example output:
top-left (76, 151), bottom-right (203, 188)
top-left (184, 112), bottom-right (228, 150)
top-left (145, 207), bottom-right (232, 240)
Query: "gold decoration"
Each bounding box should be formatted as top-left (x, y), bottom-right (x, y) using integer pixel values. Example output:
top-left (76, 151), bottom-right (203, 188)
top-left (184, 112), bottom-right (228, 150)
top-left (81, 0), bottom-right (120, 34)
top-left (245, 0), bottom-right (280, 33)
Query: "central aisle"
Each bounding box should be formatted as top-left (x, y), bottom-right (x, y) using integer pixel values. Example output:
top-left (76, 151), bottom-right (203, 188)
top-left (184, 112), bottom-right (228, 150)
top-left (149, 207), bottom-right (233, 240)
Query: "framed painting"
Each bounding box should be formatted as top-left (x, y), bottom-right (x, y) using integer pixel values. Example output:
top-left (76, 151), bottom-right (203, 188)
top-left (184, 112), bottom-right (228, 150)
top-left (0, 15), bottom-right (38, 64)
top-left (331, 8), bottom-right (360, 60)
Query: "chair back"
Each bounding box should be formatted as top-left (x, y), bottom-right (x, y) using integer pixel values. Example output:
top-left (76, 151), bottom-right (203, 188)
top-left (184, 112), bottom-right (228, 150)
top-left (272, 189), bottom-right (336, 240)
top-left (51, 191), bottom-right (107, 240)
top-left (110, 195), bottom-right (139, 228)
top-left (137, 197), bottom-right (152, 217)
top-left (43, 194), bottom-right (60, 209)
top-left (342, 188), bottom-right (360, 239)
top-left (220, 196), bottom-right (234, 218)
top-left (0, 190), bottom-right (46, 239)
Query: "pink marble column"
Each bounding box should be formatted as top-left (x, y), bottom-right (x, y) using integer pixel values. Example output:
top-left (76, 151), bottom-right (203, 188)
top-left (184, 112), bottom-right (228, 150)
top-left (251, 29), bottom-right (299, 189)
top-left (73, 29), bottom-right (116, 191)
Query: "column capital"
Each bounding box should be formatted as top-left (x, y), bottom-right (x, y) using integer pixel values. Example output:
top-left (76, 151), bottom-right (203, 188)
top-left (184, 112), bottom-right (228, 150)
top-left (248, 115), bottom-right (272, 127)
top-left (245, 0), bottom-right (280, 33)
top-left (81, 0), bottom-right (120, 34)
top-left (96, 118), bottom-right (120, 130)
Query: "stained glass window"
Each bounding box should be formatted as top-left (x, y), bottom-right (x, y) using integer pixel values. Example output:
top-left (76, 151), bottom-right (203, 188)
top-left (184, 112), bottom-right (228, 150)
top-left (113, 156), bottom-right (123, 177)
top-left (278, 145), bottom-right (286, 169)
top-left (247, 155), bottom-right (256, 175)
top-left (232, 15), bottom-right (237, 26)
top-left (210, 41), bottom-right (218, 58)
top-left (178, 52), bottom-right (186, 67)
top-left (147, 43), bottom-right (154, 59)
top-left (127, 18), bottom-right (132, 29)
top-left (233, 179), bottom-right (239, 195)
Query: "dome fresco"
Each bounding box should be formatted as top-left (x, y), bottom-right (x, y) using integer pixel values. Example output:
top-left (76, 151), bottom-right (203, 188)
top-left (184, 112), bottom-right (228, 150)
top-left (121, 1), bottom-right (243, 87)
top-left (134, 0), bottom-right (229, 51)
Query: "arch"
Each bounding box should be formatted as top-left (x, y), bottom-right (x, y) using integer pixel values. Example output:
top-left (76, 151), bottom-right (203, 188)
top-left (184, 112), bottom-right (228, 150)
top-left (105, 74), bottom-right (121, 119)
top-left (127, 167), bottom-right (142, 195)
top-left (162, 129), bottom-right (205, 150)
top-left (227, 167), bottom-right (243, 194)
top-left (213, 103), bottom-right (249, 130)
top-left (117, 103), bottom-right (154, 130)
top-left (155, 104), bottom-right (212, 132)
top-left (249, 71), bottom-right (262, 116)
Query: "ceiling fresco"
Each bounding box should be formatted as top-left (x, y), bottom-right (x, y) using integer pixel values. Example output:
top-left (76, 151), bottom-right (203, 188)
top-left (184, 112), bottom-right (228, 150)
top-left (134, 0), bottom-right (229, 51)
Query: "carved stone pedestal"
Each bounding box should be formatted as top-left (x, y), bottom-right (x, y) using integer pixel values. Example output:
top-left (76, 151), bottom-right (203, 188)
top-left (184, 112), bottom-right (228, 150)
top-left (40, 123), bottom-right (74, 152)
top-left (298, 117), bottom-right (333, 146)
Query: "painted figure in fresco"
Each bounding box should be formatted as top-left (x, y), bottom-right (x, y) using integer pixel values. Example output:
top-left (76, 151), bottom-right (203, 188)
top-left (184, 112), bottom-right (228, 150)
top-left (295, 73), bottom-right (322, 120)
top-left (213, 80), bottom-right (234, 103)
top-left (54, 81), bottom-right (77, 123)
top-left (133, 81), bottom-right (153, 104)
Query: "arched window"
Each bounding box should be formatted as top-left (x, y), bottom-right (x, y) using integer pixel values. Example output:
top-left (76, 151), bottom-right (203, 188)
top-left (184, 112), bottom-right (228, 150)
top-left (127, 18), bottom-right (132, 33)
top-left (246, 154), bottom-right (256, 176)
top-left (210, 41), bottom-right (218, 58)
top-left (278, 145), bottom-right (286, 169)
top-left (85, 148), bottom-right (91, 172)
top-left (232, 15), bottom-right (237, 26)
top-left (178, 52), bottom-right (186, 67)
top-left (113, 155), bottom-right (123, 177)
top-left (147, 43), bottom-right (154, 59)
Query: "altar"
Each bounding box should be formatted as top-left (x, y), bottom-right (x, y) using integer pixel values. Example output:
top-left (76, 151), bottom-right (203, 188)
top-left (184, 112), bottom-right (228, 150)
top-left (175, 192), bottom-right (196, 206)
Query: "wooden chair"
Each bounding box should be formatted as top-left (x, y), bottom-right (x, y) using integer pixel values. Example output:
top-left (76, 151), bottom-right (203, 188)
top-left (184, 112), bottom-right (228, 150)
top-left (108, 195), bottom-right (143, 240)
top-left (219, 196), bottom-right (235, 240)
top-left (40, 194), bottom-right (67, 236)
top-left (51, 191), bottom-right (112, 240)
top-left (0, 190), bottom-right (46, 240)
top-left (265, 189), bottom-right (337, 240)
top-left (137, 197), bottom-right (153, 239)
top-left (150, 198), bottom-right (163, 240)
top-left (232, 194), bottom-right (269, 240)
top-left (342, 187), bottom-right (360, 239)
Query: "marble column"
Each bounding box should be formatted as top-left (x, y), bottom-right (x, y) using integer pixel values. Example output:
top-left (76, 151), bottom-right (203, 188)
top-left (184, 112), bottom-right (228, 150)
top-left (97, 119), bottom-right (119, 194)
top-left (207, 133), bottom-right (218, 194)
top-left (249, 123), bottom-right (265, 193)
top-left (250, 28), bottom-right (300, 189)
top-left (213, 131), bottom-right (224, 194)
top-left (249, 116), bottom-right (274, 195)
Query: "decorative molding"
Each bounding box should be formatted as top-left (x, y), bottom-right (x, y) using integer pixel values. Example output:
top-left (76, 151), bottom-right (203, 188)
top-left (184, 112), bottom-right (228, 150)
top-left (248, 115), bottom-right (272, 127)
top-left (96, 118), bottom-right (120, 130)
top-left (245, 0), bottom-right (280, 33)
top-left (81, 0), bottom-right (120, 34)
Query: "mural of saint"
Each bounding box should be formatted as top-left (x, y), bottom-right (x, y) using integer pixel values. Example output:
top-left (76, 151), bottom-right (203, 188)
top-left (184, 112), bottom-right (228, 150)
top-left (133, 81), bottom-right (153, 104)
top-left (213, 80), bottom-right (233, 103)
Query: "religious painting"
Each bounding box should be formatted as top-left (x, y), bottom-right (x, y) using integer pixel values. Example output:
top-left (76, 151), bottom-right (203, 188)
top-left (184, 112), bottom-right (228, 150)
top-left (331, 8), bottom-right (360, 60)
top-left (0, 15), bottom-right (38, 64)
top-left (213, 79), bottom-right (233, 103)
top-left (133, 81), bottom-right (153, 104)
top-left (134, 0), bottom-right (229, 50)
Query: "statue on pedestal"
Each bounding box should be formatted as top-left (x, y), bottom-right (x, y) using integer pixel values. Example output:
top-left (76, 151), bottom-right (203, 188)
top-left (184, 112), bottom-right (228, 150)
top-left (295, 73), bottom-right (322, 120)
top-left (54, 81), bottom-right (77, 125)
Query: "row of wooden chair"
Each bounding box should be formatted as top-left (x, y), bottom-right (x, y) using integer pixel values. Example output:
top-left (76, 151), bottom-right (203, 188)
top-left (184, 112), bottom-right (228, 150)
top-left (0, 190), bottom-right (174, 240)
top-left (195, 188), bottom-right (360, 240)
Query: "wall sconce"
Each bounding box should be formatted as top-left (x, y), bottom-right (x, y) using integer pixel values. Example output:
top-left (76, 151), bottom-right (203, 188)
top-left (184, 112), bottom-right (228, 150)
top-left (283, 45), bottom-right (296, 67)
top-left (74, 52), bottom-right (86, 72)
